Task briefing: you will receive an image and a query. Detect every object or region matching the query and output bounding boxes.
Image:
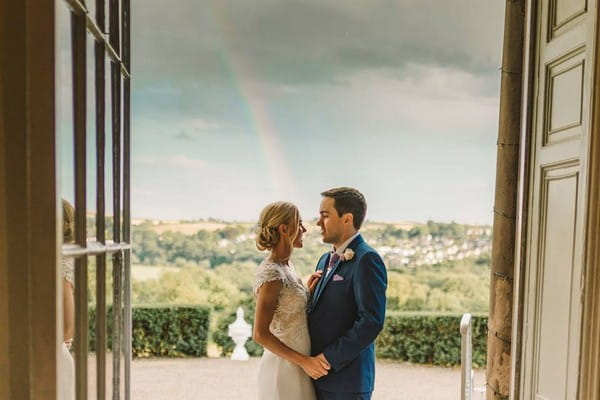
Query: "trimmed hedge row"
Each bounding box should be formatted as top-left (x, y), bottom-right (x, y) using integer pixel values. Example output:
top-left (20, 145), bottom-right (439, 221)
top-left (211, 308), bottom-right (487, 367)
top-left (88, 305), bottom-right (210, 358)
top-left (376, 312), bottom-right (488, 367)
top-left (87, 306), bottom-right (484, 365)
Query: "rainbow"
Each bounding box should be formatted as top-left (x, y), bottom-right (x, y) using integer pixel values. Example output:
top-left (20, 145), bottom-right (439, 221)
top-left (207, 3), bottom-right (296, 201)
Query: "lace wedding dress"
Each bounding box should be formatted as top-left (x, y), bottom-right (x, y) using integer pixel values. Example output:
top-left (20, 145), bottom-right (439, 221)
top-left (254, 260), bottom-right (316, 400)
top-left (60, 257), bottom-right (75, 400)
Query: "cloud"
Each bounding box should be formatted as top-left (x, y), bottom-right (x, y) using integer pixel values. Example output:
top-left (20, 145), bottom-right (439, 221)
top-left (336, 64), bottom-right (500, 135)
top-left (132, 0), bottom-right (505, 87)
top-left (167, 118), bottom-right (223, 141)
top-left (175, 132), bottom-right (193, 141)
top-left (184, 118), bottom-right (221, 131)
top-left (253, 63), bottom-right (500, 147)
top-left (135, 155), bottom-right (207, 171)
top-left (127, 0), bottom-right (504, 224)
top-left (129, 0), bottom-right (505, 131)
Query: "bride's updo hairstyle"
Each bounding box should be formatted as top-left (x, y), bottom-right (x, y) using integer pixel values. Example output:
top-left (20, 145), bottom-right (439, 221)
top-left (62, 199), bottom-right (75, 244)
top-left (255, 201), bottom-right (300, 251)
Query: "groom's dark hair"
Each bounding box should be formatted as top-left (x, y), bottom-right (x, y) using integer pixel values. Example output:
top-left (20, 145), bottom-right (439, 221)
top-left (321, 187), bottom-right (367, 230)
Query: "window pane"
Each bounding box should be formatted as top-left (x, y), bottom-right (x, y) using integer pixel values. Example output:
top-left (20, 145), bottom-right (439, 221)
top-left (105, 57), bottom-right (114, 242)
top-left (104, 0), bottom-right (110, 35)
top-left (105, 258), bottom-right (115, 397)
top-left (86, 0), bottom-right (97, 27)
top-left (58, 2), bottom-right (74, 210)
top-left (119, 74), bottom-right (127, 242)
top-left (87, 34), bottom-right (97, 240)
top-left (87, 256), bottom-right (98, 398)
top-left (108, 0), bottom-right (120, 54)
top-left (119, 0), bottom-right (123, 56)
top-left (109, 255), bottom-right (125, 399)
top-left (109, 62), bottom-right (122, 243)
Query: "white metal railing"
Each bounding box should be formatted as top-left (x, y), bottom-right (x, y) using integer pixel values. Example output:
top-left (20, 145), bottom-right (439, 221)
top-left (461, 313), bottom-right (473, 400)
top-left (460, 313), bottom-right (486, 400)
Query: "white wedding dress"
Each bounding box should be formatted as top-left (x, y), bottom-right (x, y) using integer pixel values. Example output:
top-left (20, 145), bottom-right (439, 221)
top-left (60, 257), bottom-right (75, 400)
top-left (254, 259), bottom-right (316, 400)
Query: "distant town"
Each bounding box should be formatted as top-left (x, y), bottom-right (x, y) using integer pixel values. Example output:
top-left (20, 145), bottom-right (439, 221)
top-left (127, 217), bottom-right (492, 271)
top-left (373, 227), bottom-right (492, 268)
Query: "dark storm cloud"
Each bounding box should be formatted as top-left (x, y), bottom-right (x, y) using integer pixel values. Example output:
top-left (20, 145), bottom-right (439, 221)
top-left (132, 0), bottom-right (505, 87)
top-left (175, 132), bottom-right (194, 141)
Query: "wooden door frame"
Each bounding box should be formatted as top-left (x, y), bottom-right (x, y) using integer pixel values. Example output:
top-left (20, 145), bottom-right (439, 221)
top-left (579, 2), bottom-right (600, 396)
top-left (2, 1), bottom-right (133, 398)
top-left (0, 1), bottom-right (59, 399)
top-left (511, 0), bottom-right (600, 399)
top-left (510, 1), bottom-right (537, 398)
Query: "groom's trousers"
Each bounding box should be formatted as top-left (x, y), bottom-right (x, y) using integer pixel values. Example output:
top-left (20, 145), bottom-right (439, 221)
top-left (315, 389), bottom-right (372, 400)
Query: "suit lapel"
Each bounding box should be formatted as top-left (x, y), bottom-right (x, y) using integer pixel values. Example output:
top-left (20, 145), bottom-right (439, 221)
top-left (310, 254), bottom-right (330, 309)
top-left (318, 256), bottom-right (342, 293)
top-left (310, 234), bottom-right (365, 311)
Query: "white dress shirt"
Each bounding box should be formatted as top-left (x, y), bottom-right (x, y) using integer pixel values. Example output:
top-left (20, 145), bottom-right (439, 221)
top-left (326, 232), bottom-right (360, 276)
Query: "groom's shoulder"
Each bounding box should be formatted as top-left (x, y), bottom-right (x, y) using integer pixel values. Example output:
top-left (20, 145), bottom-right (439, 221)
top-left (356, 237), bottom-right (378, 255)
top-left (356, 239), bottom-right (384, 263)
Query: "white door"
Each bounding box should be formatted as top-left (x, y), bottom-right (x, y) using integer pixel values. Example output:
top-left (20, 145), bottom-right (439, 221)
top-left (520, 0), bottom-right (597, 399)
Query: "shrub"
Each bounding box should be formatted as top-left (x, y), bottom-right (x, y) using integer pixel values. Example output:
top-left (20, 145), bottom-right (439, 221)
top-left (88, 305), bottom-right (210, 358)
top-left (376, 312), bottom-right (487, 367)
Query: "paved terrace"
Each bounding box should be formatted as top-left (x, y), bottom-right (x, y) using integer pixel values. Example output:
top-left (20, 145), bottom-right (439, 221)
top-left (124, 358), bottom-right (485, 400)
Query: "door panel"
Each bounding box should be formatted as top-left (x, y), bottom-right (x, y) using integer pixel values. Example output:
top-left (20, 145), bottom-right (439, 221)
top-left (520, 0), bottom-right (596, 398)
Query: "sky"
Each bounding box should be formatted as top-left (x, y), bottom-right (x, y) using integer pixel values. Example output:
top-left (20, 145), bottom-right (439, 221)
top-left (61, 0), bottom-right (506, 224)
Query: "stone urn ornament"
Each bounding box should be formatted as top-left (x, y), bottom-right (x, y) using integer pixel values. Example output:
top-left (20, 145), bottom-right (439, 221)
top-left (228, 307), bottom-right (252, 361)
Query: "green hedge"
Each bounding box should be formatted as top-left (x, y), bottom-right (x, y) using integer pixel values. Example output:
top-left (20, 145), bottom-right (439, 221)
top-left (88, 305), bottom-right (210, 358)
top-left (376, 312), bottom-right (487, 367)
top-left (87, 307), bottom-right (485, 365)
top-left (211, 306), bottom-right (486, 367)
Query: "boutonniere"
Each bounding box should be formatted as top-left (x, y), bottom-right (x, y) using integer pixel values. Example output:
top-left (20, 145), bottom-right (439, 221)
top-left (342, 248), bottom-right (355, 261)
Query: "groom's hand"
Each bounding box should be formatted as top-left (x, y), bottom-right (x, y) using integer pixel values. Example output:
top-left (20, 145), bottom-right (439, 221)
top-left (316, 353), bottom-right (331, 369)
top-left (300, 355), bottom-right (330, 380)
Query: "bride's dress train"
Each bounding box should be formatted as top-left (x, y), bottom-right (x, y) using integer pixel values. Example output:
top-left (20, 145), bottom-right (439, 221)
top-left (60, 342), bottom-right (75, 400)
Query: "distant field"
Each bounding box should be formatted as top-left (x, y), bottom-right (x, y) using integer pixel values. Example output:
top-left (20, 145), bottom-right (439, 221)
top-left (134, 219), bottom-right (420, 235)
top-left (363, 221), bottom-right (419, 231)
top-left (132, 265), bottom-right (179, 281)
top-left (146, 222), bottom-right (253, 235)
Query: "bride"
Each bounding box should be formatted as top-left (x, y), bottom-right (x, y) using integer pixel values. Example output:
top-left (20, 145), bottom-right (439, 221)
top-left (253, 201), bottom-right (329, 400)
top-left (61, 199), bottom-right (75, 400)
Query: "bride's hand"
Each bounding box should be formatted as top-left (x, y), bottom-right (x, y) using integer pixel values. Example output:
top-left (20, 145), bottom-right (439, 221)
top-left (299, 355), bottom-right (330, 380)
top-left (306, 271), bottom-right (323, 294)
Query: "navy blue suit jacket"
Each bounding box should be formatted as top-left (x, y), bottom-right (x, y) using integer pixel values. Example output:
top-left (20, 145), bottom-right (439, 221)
top-left (308, 234), bottom-right (387, 393)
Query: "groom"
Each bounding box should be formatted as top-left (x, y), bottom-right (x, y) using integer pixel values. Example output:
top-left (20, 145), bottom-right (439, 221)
top-left (308, 187), bottom-right (388, 400)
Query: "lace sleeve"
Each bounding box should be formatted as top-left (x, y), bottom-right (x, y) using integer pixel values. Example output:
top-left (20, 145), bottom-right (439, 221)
top-left (62, 257), bottom-right (74, 286)
top-left (254, 262), bottom-right (285, 295)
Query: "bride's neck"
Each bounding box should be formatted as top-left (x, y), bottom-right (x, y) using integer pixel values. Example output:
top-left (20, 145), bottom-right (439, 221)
top-left (270, 242), bottom-right (292, 264)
